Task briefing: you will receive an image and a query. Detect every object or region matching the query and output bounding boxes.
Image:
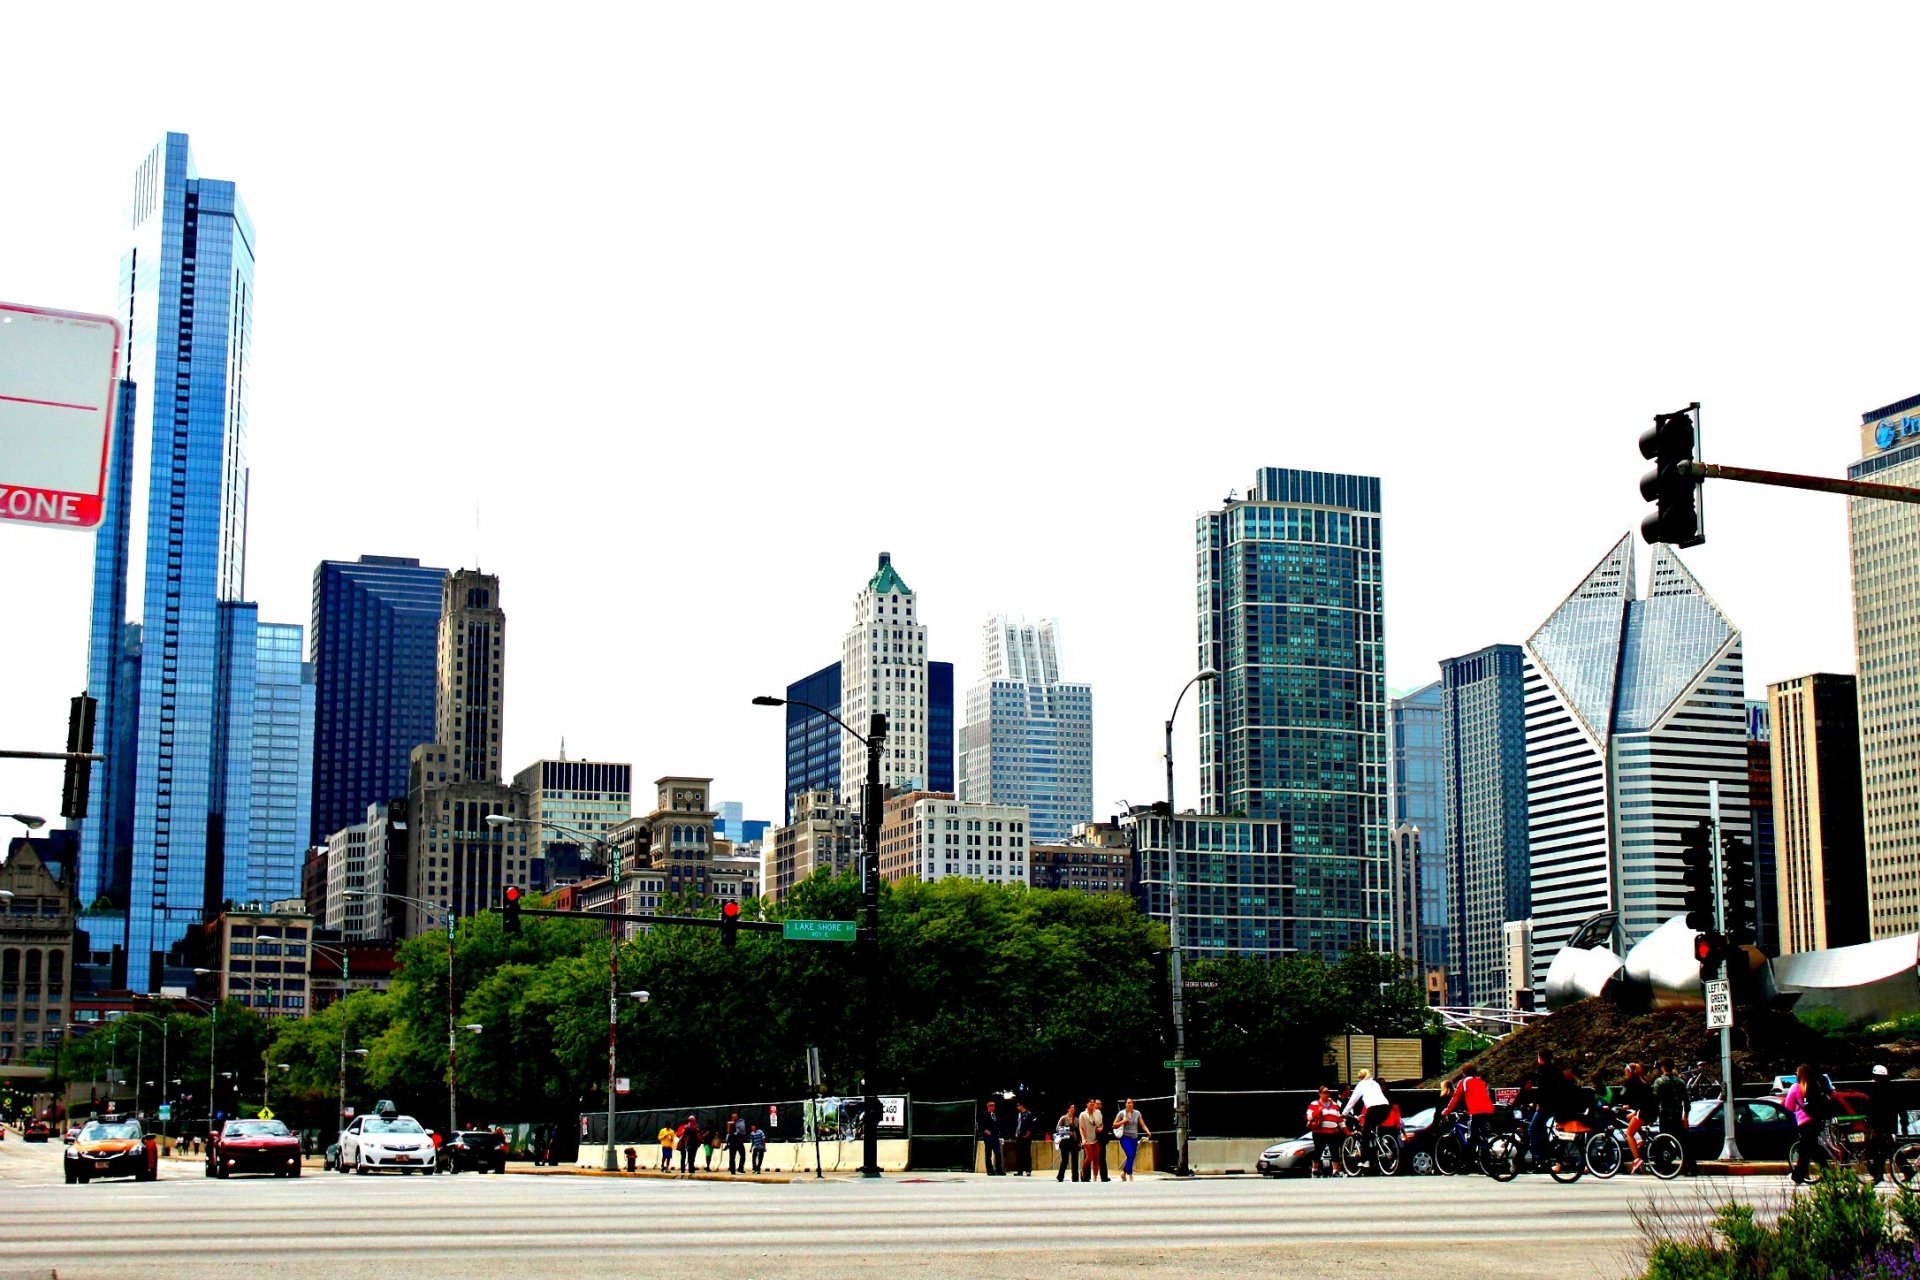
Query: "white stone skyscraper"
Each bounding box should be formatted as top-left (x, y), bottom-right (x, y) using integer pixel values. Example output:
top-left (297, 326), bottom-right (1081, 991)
top-left (1524, 535), bottom-right (1748, 997)
top-left (840, 553), bottom-right (929, 803)
top-left (959, 616), bottom-right (1093, 845)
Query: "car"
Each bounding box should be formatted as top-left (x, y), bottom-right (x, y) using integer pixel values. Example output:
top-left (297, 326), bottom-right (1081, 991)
top-left (442, 1129), bottom-right (508, 1175)
top-left (323, 1140), bottom-right (340, 1171)
top-left (207, 1118), bottom-right (303, 1179)
top-left (24, 1120), bottom-right (52, 1143)
top-left (1396, 1106), bottom-right (1442, 1175)
top-left (1256, 1132), bottom-right (1317, 1176)
top-left (1681, 1097), bottom-right (1801, 1161)
top-left (64, 1116), bottom-right (159, 1184)
top-left (63, 1125), bottom-right (82, 1144)
top-left (337, 1113), bottom-right (437, 1174)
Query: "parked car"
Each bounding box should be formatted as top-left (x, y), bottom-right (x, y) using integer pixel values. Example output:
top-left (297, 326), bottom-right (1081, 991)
top-left (337, 1113), bottom-right (436, 1174)
top-left (1681, 1097), bottom-right (1799, 1161)
top-left (1256, 1132), bottom-right (1316, 1177)
top-left (65, 1117), bottom-right (159, 1184)
top-left (442, 1129), bottom-right (508, 1175)
top-left (207, 1118), bottom-right (303, 1179)
top-left (323, 1140), bottom-right (341, 1171)
top-left (1395, 1106), bottom-right (1443, 1176)
top-left (24, 1120), bottom-right (52, 1142)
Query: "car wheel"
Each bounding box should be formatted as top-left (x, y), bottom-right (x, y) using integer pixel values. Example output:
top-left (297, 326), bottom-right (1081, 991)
top-left (64, 1167), bottom-right (76, 1185)
top-left (76, 1170), bottom-right (89, 1184)
top-left (204, 1163), bottom-right (216, 1178)
top-left (292, 1163), bottom-right (303, 1178)
top-left (355, 1161), bottom-right (369, 1175)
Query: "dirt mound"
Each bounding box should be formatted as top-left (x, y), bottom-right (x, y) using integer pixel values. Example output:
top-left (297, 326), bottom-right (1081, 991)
top-left (1463, 998), bottom-right (1876, 1088)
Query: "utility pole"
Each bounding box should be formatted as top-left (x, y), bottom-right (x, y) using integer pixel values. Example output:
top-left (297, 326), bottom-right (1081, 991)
top-left (1710, 780), bottom-right (1741, 1161)
top-left (859, 711), bottom-right (887, 1179)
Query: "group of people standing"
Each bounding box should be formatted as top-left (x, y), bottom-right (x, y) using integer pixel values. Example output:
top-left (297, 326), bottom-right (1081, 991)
top-left (977, 1097), bottom-right (1154, 1181)
top-left (656, 1113), bottom-right (768, 1175)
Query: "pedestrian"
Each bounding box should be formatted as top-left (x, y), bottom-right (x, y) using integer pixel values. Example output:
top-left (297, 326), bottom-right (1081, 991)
top-left (750, 1122), bottom-right (767, 1174)
top-left (1651, 1059), bottom-right (1690, 1174)
top-left (1009, 1101), bottom-right (1035, 1176)
top-left (727, 1111), bottom-right (747, 1175)
top-left (1111, 1097), bottom-right (1152, 1181)
top-left (1076, 1099), bottom-right (1104, 1182)
top-left (701, 1118), bottom-right (716, 1171)
top-left (1867, 1065), bottom-right (1897, 1182)
top-left (658, 1122), bottom-right (676, 1171)
top-left (1054, 1102), bottom-right (1080, 1182)
top-left (1307, 1085), bottom-right (1345, 1177)
top-left (677, 1114), bottom-right (699, 1175)
top-left (980, 1099), bottom-right (1004, 1176)
top-left (1785, 1062), bottom-right (1834, 1184)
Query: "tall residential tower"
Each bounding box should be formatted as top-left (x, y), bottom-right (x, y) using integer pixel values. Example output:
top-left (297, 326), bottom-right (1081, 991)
top-left (1438, 644), bottom-right (1530, 1010)
top-left (959, 616), bottom-right (1093, 845)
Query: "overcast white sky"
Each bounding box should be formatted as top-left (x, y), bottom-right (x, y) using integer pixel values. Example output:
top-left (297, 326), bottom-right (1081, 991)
top-left (3, 3), bottom-right (1916, 833)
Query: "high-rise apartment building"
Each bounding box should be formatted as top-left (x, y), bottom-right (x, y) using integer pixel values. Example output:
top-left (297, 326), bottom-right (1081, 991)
top-left (1126, 810), bottom-right (1325, 958)
top-left (959, 617), bottom-right (1093, 845)
top-left (76, 134), bottom-right (311, 991)
top-left (1768, 674), bottom-right (1868, 954)
top-left (1850, 395), bottom-right (1920, 936)
top-left (1524, 536), bottom-right (1748, 995)
top-left (783, 658), bottom-right (954, 823)
top-left (876, 792), bottom-right (1029, 887)
top-left (1389, 681), bottom-right (1447, 983)
top-left (1747, 700), bottom-right (1780, 955)
top-left (841, 554), bottom-right (929, 803)
top-left (247, 621), bottom-right (314, 905)
top-left (308, 556), bottom-right (446, 846)
top-left (1438, 644), bottom-right (1530, 1010)
top-left (1196, 469), bottom-right (1387, 956)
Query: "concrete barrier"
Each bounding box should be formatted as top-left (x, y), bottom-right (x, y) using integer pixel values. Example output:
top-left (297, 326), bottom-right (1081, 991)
top-left (578, 1139), bottom-right (912, 1174)
top-left (979, 1140), bottom-right (1159, 1176)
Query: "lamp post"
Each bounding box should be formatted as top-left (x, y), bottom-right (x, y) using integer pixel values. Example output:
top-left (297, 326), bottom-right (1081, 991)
top-left (753, 694), bottom-right (886, 1178)
top-left (486, 813), bottom-right (629, 1171)
top-left (1163, 667), bottom-right (1217, 1178)
top-left (340, 1046), bottom-right (369, 1130)
top-left (190, 969), bottom-right (220, 1132)
top-left (345, 890), bottom-right (461, 1133)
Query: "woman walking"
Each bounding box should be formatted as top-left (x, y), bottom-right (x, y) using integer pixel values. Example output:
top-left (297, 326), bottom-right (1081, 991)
top-left (1111, 1098), bottom-right (1152, 1181)
top-left (1054, 1102), bottom-right (1080, 1182)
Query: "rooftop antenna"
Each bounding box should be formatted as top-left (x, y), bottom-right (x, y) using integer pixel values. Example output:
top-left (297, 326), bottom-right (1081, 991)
top-left (560, 737), bottom-right (567, 761)
top-left (475, 504), bottom-right (482, 571)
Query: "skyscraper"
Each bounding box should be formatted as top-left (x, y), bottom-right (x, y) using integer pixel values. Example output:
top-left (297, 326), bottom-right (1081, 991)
top-left (309, 555), bottom-right (446, 846)
top-left (841, 553), bottom-right (928, 804)
top-left (77, 134), bottom-right (310, 990)
top-left (1439, 643), bottom-right (1530, 1010)
top-left (959, 616), bottom-right (1094, 845)
top-left (1388, 681), bottom-right (1447, 984)
top-left (246, 620), bottom-right (314, 905)
top-left (1524, 536), bottom-right (1748, 996)
top-left (1768, 673), bottom-right (1867, 954)
top-left (1850, 395), bottom-right (1920, 936)
top-left (437, 571), bottom-right (506, 785)
top-left (1197, 468), bottom-right (1388, 956)
top-left (1747, 699), bottom-right (1779, 955)
top-left (784, 656), bottom-right (953, 823)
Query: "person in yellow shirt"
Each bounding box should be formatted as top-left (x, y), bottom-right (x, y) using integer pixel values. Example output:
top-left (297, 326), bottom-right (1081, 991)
top-left (657, 1125), bottom-right (676, 1172)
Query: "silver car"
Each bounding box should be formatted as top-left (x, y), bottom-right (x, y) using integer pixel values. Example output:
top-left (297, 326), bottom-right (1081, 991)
top-left (1257, 1132), bottom-right (1317, 1176)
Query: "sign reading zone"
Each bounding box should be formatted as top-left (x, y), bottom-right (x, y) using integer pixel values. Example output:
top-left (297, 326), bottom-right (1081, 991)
top-left (0, 301), bottom-right (122, 530)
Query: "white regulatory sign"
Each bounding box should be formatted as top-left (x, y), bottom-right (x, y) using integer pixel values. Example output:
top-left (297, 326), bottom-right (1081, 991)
top-left (0, 301), bottom-right (122, 530)
top-left (1705, 978), bottom-right (1732, 1030)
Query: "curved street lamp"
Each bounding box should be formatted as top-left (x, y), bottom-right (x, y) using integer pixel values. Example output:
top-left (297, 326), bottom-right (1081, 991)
top-left (1164, 667), bottom-right (1218, 1178)
top-left (344, 889), bottom-right (469, 1133)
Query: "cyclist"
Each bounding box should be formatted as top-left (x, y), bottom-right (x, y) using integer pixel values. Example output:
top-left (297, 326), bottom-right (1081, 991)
top-left (1526, 1050), bottom-right (1562, 1171)
top-left (1343, 1069), bottom-right (1391, 1170)
top-left (1866, 1064), bottom-right (1897, 1182)
top-left (1306, 1086), bottom-right (1345, 1177)
top-left (1440, 1063), bottom-right (1496, 1153)
top-left (1620, 1063), bottom-right (1654, 1173)
top-left (1784, 1062), bottom-right (1832, 1184)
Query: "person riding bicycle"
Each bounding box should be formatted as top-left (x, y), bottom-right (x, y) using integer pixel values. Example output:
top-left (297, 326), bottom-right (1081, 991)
top-left (1620, 1063), bottom-right (1655, 1174)
top-left (1867, 1064), bottom-right (1897, 1182)
top-left (1343, 1069), bottom-right (1392, 1170)
top-left (1784, 1061), bottom-right (1834, 1185)
top-left (1306, 1085), bottom-right (1345, 1177)
top-left (1440, 1063), bottom-right (1497, 1152)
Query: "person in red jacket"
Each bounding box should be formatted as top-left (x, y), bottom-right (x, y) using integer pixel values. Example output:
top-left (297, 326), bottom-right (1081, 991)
top-left (1306, 1086), bottom-right (1346, 1177)
top-left (1441, 1063), bottom-right (1497, 1152)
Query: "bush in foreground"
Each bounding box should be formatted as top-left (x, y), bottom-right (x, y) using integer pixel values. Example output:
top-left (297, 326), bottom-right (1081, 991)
top-left (1636, 1174), bottom-right (1920, 1280)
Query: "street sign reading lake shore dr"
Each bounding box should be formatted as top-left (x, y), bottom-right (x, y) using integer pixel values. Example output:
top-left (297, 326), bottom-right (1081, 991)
top-left (782, 919), bottom-right (858, 942)
top-left (0, 302), bottom-right (122, 531)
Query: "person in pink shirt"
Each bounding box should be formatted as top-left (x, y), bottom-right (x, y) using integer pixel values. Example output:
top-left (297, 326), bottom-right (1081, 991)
top-left (1782, 1062), bottom-right (1833, 1184)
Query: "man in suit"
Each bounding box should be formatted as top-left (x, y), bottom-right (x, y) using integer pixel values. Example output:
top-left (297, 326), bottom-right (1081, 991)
top-left (1008, 1101), bottom-right (1035, 1175)
top-left (980, 1100), bottom-right (1004, 1175)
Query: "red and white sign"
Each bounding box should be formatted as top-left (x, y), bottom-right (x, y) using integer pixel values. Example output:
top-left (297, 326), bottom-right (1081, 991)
top-left (0, 301), bottom-right (122, 530)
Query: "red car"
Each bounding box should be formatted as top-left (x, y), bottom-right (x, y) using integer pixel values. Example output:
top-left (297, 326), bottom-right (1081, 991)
top-left (24, 1120), bottom-right (52, 1142)
top-left (207, 1118), bottom-right (304, 1178)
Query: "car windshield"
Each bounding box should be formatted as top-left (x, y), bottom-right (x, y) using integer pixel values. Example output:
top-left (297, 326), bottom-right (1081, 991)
top-left (363, 1118), bottom-right (424, 1135)
top-left (1402, 1107), bottom-right (1435, 1129)
top-left (225, 1120), bottom-right (290, 1137)
top-left (81, 1121), bottom-right (140, 1141)
top-left (460, 1132), bottom-right (502, 1147)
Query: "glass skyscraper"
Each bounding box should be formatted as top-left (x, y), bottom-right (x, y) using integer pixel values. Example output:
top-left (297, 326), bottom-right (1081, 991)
top-left (308, 555), bottom-right (446, 845)
top-left (1196, 468), bottom-right (1388, 958)
top-left (1389, 681), bottom-right (1447, 982)
top-left (782, 658), bottom-right (954, 823)
top-left (1439, 643), bottom-right (1530, 1010)
top-left (959, 617), bottom-right (1094, 845)
top-left (76, 134), bottom-right (309, 990)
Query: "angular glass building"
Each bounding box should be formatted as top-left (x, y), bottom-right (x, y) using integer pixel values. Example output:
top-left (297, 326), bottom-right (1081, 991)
top-left (1524, 535), bottom-right (1748, 997)
top-left (308, 555), bottom-right (446, 845)
top-left (959, 617), bottom-right (1094, 845)
top-left (1439, 643), bottom-right (1530, 1010)
top-left (1389, 681), bottom-right (1447, 982)
top-left (782, 657), bottom-right (953, 824)
top-left (1196, 468), bottom-right (1388, 958)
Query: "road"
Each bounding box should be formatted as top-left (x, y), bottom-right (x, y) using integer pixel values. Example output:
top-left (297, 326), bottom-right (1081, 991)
top-left (0, 1134), bottom-right (1760, 1280)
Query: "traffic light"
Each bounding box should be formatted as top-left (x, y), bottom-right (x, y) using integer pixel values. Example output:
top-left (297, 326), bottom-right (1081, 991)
top-left (1693, 929), bottom-right (1731, 979)
top-left (1638, 407), bottom-right (1704, 548)
top-left (502, 885), bottom-right (522, 936)
top-left (720, 899), bottom-right (740, 948)
top-left (60, 693), bottom-right (96, 820)
top-left (1721, 834), bottom-right (1756, 945)
top-left (1681, 820), bottom-right (1716, 931)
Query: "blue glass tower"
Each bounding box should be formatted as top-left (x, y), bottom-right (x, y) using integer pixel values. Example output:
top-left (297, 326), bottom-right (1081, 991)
top-left (250, 622), bottom-right (314, 903)
top-left (1389, 681), bottom-right (1447, 979)
top-left (1439, 644), bottom-right (1530, 1009)
top-left (929, 660), bottom-right (955, 795)
top-left (1197, 468), bottom-right (1387, 958)
top-left (784, 659), bottom-right (955, 821)
top-left (308, 556), bottom-right (446, 845)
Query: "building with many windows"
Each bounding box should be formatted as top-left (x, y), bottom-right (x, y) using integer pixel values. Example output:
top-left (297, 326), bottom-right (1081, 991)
top-left (762, 789), bottom-right (860, 904)
top-left (1196, 469), bottom-right (1388, 956)
top-left (842, 554), bottom-right (931, 803)
top-left (0, 833), bottom-right (77, 1063)
top-left (308, 555), bottom-right (445, 846)
top-left (1389, 681), bottom-right (1446, 983)
top-left (1125, 810), bottom-right (1321, 958)
top-left (1769, 673), bottom-right (1867, 955)
top-left (1747, 699), bottom-right (1780, 954)
top-left (782, 658), bottom-right (955, 824)
top-left (877, 792), bottom-right (1029, 887)
top-left (1439, 643), bottom-right (1531, 1010)
top-left (246, 621), bottom-right (315, 905)
top-left (1849, 395), bottom-right (1920, 937)
top-left (192, 904), bottom-right (311, 1016)
top-left (1028, 822), bottom-right (1133, 895)
top-left (1523, 536), bottom-right (1749, 997)
top-left (959, 617), bottom-right (1093, 846)
top-left (513, 758), bottom-right (632, 867)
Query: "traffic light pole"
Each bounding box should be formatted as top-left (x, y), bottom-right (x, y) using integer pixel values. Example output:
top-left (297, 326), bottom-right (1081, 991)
top-left (1710, 780), bottom-right (1741, 1162)
top-left (1688, 461), bottom-right (1920, 506)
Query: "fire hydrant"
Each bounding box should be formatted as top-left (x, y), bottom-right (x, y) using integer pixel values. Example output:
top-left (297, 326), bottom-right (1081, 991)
top-left (623, 1146), bottom-right (637, 1172)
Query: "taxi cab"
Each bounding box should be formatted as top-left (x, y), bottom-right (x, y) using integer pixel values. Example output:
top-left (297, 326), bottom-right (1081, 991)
top-left (65, 1116), bottom-right (159, 1184)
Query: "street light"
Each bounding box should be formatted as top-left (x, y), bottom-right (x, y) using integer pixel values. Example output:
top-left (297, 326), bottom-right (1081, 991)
top-left (753, 693), bottom-right (886, 1178)
top-left (340, 1047), bottom-right (369, 1131)
top-left (486, 812), bottom-right (631, 1170)
top-left (190, 969), bottom-right (220, 1131)
top-left (1163, 667), bottom-right (1217, 1178)
top-left (345, 889), bottom-right (465, 1133)
top-left (3, 814), bottom-right (46, 831)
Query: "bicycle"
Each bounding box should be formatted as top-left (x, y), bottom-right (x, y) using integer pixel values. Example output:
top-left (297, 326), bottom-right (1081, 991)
top-left (1545, 1117), bottom-right (1608, 1183)
top-left (1787, 1113), bottom-right (1874, 1184)
top-left (1338, 1115), bottom-right (1404, 1177)
top-left (1889, 1138), bottom-right (1920, 1185)
top-left (1683, 1062), bottom-right (1723, 1103)
top-left (1432, 1112), bottom-right (1520, 1182)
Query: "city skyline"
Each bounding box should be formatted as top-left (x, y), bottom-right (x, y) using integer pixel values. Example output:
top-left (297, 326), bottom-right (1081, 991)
top-left (3, 8), bottom-right (1911, 841)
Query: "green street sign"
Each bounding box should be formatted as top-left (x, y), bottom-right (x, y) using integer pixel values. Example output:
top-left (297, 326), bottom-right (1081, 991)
top-left (1163, 1059), bottom-right (1202, 1070)
top-left (782, 919), bottom-right (858, 943)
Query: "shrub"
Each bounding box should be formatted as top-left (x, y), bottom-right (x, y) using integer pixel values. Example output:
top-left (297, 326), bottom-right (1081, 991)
top-left (1634, 1174), bottom-right (1904, 1280)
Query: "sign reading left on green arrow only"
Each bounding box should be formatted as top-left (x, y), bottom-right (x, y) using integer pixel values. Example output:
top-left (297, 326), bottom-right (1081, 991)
top-left (783, 919), bottom-right (857, 943)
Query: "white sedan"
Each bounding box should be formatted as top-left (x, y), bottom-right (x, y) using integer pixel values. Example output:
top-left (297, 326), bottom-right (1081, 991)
top-left (337, 1114), bottom-right (438, 1175)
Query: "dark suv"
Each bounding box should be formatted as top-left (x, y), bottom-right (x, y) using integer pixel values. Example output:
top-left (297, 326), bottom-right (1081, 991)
top-left (442, 1129), bottom-right (508, 1174)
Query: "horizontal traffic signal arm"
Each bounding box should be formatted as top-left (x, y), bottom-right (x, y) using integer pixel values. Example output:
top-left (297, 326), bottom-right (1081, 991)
top-left (513, 906), bottom-right (784, 933)
top-left (1687, 460), bottom-right (1920, 504)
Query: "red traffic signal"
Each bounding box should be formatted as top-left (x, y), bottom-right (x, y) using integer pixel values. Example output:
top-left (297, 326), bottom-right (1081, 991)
top-left (502, 885), bottom-right (523, 936)
top-left (720, 899), bottom-right (741, 947)
top-left (1693, 929), bottom-right (1730, 978)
